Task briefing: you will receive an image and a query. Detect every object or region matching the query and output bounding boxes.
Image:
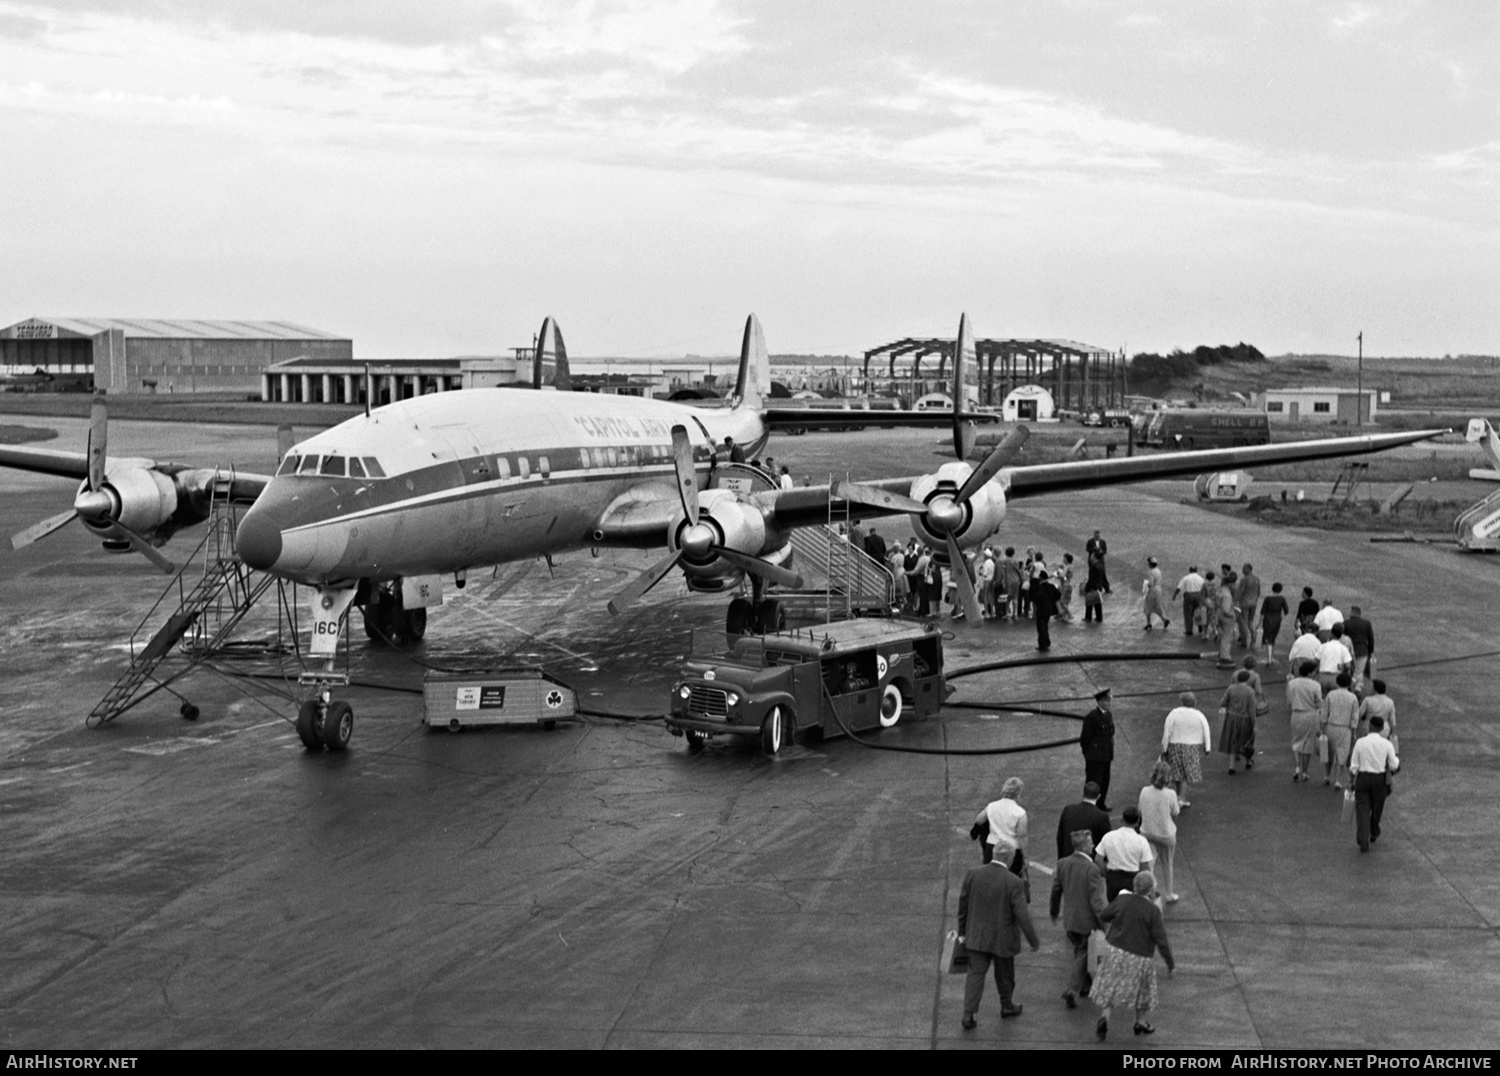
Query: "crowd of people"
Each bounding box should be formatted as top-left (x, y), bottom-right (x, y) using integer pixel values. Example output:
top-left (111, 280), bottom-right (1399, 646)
top-left (955, 580), bottom-right (1403, 1038)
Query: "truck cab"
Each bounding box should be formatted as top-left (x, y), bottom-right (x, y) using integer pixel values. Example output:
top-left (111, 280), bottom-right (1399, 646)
top-left (666, 619), bottom-right (947, 754)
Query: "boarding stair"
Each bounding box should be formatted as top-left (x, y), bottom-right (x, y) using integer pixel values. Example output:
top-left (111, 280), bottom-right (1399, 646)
top-left (710, 463), bottom-right (895, 623)
top-left (1455, 486), bottom-right (1500, 552)
top-left (87, 471), bottom-right (275, 726)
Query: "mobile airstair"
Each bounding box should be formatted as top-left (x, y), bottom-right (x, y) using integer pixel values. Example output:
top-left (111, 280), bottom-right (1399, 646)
top-left (87, 472), bottom-right (276, 726)
top-left (711, 463), bottom-right (895, 623)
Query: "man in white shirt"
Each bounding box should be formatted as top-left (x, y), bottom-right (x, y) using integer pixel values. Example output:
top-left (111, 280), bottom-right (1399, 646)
top-left (1313, 599), bottom-right (1344, 636)
top-left (1095, 807), bottom-right (1155, 900)
top-left (1288, 628), bottom-right (1322, 669)
top-left (1172, 566), bottom-right (1206, 637)
top-left (1349, 715), bottom-right (1400, 852)
top-left (1315, 624), bottom-right (1354, 693)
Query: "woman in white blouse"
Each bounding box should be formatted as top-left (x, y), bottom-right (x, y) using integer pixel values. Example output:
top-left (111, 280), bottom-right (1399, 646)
top-left (1160, 692), bottom-right (1213, 808)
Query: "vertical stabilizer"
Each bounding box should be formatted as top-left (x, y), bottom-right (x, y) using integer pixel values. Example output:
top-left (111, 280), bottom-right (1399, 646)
top-left (952, 313), bottom-right (976, 460)
top-left (1466, 418), bottom-right (1500, 470)
top-left (732, 314), bottom-right (768, 411)
top-left (534, 317), bottom-right (572, 392)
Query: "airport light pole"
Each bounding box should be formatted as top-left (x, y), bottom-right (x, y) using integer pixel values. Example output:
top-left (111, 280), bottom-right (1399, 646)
top-left (1357, 331), bottom-right (1363, 426)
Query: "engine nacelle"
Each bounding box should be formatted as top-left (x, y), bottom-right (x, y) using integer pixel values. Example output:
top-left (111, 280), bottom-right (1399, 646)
top-left (78, 468), bottom-right (180, 542)
top-left (667, 488), bottom-right (790, 584)
top-left (906, 461), bottom-right (1008, 550)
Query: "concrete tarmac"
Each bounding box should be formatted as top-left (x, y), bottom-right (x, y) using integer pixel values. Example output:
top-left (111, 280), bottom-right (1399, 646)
top-left (2, 420), bottom-right (1498, 1050)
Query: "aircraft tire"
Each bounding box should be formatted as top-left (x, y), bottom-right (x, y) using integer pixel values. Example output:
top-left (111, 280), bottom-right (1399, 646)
top-left (726, 597), bottom-right (755, 640)
top-left (403, 607), bottom-right (427, 642)
top-left (760, 705), bottom-right (784, 755)
top-left (757, 598), bottom-right (785, 633)
top-left (362, 599), bottom-right (390, 642)
top-left (321, 700), bottom-right (354, 752)
top-left (879, 684), bottom-right (903, 728)
top-left (296, 700), bottom-right (324, 750)
top-left (686, 730), bottom-right (706, 754)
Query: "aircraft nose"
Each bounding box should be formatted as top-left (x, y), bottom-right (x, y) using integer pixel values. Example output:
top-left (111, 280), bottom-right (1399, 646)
top-left (236, 506), bottom-right (283, 571)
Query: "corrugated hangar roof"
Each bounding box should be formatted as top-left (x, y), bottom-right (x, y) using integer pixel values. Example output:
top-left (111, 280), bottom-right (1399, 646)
top-left (5, 317), bottom-right (348, 340)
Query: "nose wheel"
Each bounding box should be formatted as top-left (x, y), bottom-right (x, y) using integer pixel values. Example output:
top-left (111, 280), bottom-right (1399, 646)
top-left (296, 674), bottom-right (354, 751)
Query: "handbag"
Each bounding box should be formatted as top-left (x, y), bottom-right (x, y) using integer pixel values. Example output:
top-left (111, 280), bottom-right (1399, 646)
top-left (1316, 732), bottom-right (1329, 764)
top-left (1341, 787), bottom-right (1356, 823)
top-left (1256, 698), bottom-right (1271, 716)
top-left (1087, 928), bottom-right (1107, 975)
top-left (941, 929), bottom-right (970, 974)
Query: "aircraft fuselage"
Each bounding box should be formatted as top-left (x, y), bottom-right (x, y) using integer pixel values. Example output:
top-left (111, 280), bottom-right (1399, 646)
top-left (235, 390), bottom-right (768, 585)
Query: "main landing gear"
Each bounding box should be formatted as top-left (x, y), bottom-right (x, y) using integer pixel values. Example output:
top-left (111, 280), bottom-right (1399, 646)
top-left (360, 582), bottom-right (427, 645)
top-left (725, 576), bottom-right (785, 643)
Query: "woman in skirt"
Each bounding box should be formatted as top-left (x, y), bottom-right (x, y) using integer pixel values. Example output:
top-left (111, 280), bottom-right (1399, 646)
top-left (1094, 871), bottom-right (1176, 1039)
top-left (1286, 660), bottom-right (1324, 783)
top-left (1160, 692), bottom-right (1213, 808)
top-left (1219, 669), bottom-right (1259, 774)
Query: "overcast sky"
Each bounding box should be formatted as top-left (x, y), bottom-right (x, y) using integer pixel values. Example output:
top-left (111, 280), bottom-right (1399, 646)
top-left (1, 1), bottom-right (1495, 360)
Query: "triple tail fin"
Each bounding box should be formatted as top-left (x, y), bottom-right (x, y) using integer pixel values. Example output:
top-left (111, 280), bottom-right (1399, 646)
top-left (533, 317), bottom-right (572, 392)
top-left (731, 314), bottom-right (769, 411)
top-left (952, 313), bottom-right (977, 460)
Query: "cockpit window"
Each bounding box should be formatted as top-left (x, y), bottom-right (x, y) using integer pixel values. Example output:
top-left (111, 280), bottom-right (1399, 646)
top-left (297, 455), bottom-right (321, 475)
top-left (347, 457), bottom-right (366, 479)
top-left (277, 455), bottom-right (300, 476)
top-left (361, 457), bottom-right (387, 478)
top-left (320, 456), bottom-right (346, 477)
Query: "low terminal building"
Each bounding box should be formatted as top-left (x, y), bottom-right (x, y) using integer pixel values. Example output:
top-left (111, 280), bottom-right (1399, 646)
top-left (1262, 386), bottom-right (1377, 424)
top-left (0, 317), bottom-right (351, 395)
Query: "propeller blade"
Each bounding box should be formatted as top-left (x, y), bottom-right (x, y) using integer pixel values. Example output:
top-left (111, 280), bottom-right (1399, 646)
top-left (670, 424), bottom-right (700, 526)
top-left (607, 549), bottom-right (685, 616)
top-left (833, 479), bottom-right (928, 515)
top-left (945, 532), bottom-right (984, 623)
top-left (951, 313), bottom-right (975, 460)
top-left (11, 509), bottom-right (78, 550)
top-left (955, 425), bottom-right (1030, 504)
top-left (87, 395), bottom-right (108, 492)
top-left (711, 547), bottom-right (803, 589)
top-left (112, 522), bottom-right (176, 575)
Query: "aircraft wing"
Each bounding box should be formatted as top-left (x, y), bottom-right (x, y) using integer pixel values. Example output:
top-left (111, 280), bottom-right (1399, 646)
top-left (758, 427), bottom-right (1449, 531)
top-left (1001, 428), bottom-right (1448, 500)
top-left (762, 408), bottom-right (1000, 429)
top-left (0, 444), bottom-right (91, 481)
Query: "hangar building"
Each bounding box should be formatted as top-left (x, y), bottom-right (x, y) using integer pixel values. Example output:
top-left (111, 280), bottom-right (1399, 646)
top-left (0, 317), bottom-right (352, 396)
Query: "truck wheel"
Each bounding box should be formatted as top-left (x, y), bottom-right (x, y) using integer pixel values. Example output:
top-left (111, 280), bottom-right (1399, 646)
top-left (879, 684), bottom-right (903, 728)
top-left (760, 706), bottom-right (784, 755)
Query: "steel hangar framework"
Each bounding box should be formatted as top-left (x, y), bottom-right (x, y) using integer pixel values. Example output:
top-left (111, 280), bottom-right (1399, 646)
top-left (863, 335), bottom-right (1124, 411)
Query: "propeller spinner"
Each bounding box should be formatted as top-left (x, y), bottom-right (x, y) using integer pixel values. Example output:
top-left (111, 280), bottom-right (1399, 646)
top-left (8, 397), bottom-right (175, 574)
top-left (836, 314), bottom-right (1029, 622)
top-left (607, 425), bottom-right (801, 615)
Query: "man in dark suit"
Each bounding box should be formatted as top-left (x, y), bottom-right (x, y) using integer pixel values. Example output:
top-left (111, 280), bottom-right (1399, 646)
top-left (1344, 605), bottom-right (1376, 689)
top-left (1050, 829), bottom-right (1108, 1008)
top-left (1033, 570), bottom-right (1060, 650)
top-left (1078, 687), bottom-right (1116, 809)
top-left (957, 856), bottom-right (1040, 1028)
top-left (863, 527), bottom-right (887, 564)
top-left (1055, 781), bottom-right (1112, 860)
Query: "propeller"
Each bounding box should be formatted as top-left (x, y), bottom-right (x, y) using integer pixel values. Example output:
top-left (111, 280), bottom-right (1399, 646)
top-left (8, 397), bottom-right (175, 574)
top-left (607, 425), bottom-right (802, 614)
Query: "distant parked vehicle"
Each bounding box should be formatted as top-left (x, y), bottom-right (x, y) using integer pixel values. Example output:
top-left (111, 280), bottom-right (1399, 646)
top-left (1083, 407), bottom-right (1132, 427)
top-left (1142, 408), bottom-right (1270, 450)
